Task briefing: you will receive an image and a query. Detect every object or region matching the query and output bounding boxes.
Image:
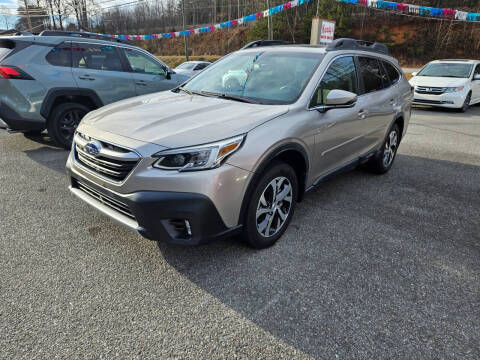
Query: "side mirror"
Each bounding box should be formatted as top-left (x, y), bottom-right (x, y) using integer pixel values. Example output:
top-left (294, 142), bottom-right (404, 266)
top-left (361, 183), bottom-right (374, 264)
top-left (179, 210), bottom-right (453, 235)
top-left (411, 72), bottom-right (418, 77)
top-left (473, 74), bottom-right (480, 81)
top-left (325, 89), bottom-right (358, 106)
top-left (311, 89), bottom-right (357, 112)
top-left (165, 68), bottom-right (175, 80)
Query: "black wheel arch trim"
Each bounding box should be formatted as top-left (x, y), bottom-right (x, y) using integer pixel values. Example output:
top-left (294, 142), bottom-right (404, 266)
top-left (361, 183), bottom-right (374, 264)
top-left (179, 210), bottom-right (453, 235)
top-left (238, 142), bottom-right (309, 226)
top-left (40, 88), bottom-right (103, 119)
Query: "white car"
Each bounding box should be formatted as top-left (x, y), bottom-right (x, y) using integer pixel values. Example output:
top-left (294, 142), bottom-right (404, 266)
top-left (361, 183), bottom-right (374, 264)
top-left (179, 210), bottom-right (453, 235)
top-left (174, 61), bottom-right (211, 77)
top-left (409, 59), bottom-right (480, 112)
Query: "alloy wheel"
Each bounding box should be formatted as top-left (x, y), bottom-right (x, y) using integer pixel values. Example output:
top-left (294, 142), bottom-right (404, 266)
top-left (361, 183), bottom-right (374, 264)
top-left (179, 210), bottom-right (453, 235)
top-left (59, 109), bottom-right (84, 142)
top-left (383, 130), bottom-right (398, 167)
top-left (256, 176), bottom-right (293, 238)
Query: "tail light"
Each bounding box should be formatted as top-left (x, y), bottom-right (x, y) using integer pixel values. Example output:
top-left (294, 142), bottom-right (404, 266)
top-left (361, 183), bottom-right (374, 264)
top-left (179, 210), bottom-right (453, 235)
top-left (0, 66), bottom-right (34, 80)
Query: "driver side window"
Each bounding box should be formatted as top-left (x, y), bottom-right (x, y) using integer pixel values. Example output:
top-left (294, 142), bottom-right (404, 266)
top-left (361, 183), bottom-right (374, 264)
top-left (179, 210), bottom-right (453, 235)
top-left (474, 64), bottom-right (480, 77)
top-left (310, 56), bottom-right (357, 107)
top-left (123, 48), bottom-right (166, 76)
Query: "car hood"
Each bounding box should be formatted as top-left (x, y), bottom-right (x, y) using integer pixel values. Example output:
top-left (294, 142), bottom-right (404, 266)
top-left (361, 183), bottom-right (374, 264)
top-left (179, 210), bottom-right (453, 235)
top-left (80, 91), bottom-right (289, 148)
top-left (409, 76), bottom-right (468, 88)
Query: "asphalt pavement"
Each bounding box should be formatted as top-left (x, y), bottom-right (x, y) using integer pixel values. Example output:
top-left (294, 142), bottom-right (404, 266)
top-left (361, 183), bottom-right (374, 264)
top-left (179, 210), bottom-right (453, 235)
top-left (1, 106), bottom-right (479, 359)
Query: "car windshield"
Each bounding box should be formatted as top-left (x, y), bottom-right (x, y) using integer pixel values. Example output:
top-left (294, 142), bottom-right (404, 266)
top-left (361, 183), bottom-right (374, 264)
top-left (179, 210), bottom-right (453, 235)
top-left (176, 62), bottom-right (196, 70)
top-left (417, 63), bottom-right (473, 78)
top-left (182, 51), bottom-right (324, 105)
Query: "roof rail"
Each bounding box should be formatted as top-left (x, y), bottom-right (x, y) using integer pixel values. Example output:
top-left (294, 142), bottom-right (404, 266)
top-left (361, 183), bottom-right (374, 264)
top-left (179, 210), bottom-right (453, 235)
top-left (326, 38), bottom-right (390, 55)
top-left (241, 39), bottom-right (290, 50)
top-left (38, 30), bottom-right (131, 45)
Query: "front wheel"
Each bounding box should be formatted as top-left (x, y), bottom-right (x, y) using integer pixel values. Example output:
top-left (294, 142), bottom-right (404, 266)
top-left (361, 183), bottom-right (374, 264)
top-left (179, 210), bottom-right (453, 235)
top-left (367, 124), bottom-right (400, 174)
top-left (242, 162), bottom-right (298, 249)
top-left (47, 102), bottom-right (89, 149)
top-left (459, 92), bottom-right (471, 113)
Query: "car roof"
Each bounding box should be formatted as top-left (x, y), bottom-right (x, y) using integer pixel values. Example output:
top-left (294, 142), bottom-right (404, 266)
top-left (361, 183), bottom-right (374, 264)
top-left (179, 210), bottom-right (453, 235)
top-left (1, 34), bottom-right (139, 50)
top-left (236, 44), bottom-right (399, 64)
top-left (431, 59), bottom-right (479, 64)
top-left (180, 61), bottom-right (210, 64)
top-left (238, 45), bottom-right (327, 54)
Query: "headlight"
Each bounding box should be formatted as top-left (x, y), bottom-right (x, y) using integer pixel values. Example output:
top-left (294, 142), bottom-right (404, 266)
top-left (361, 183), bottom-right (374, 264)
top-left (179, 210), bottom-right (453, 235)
top-left (153, 135), bottom-right (245, 171)
top-left (444, 86), bottom-right (465, 93)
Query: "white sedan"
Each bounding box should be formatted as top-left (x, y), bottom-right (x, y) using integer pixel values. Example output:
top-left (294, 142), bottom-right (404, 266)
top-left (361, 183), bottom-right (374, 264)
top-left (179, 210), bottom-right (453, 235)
top-left (409, 59), bottom-right (480, 112)
top-left (174, 61), bottom-right (211, 78)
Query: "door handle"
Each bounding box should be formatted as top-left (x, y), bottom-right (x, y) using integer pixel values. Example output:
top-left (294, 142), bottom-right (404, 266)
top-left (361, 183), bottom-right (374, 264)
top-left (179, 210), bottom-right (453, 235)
top-left (358, 109), bottom-right (368, 119)
top-left (78, 75), bottom-right (95, 81)
top-left (136, 80), bottom-right (147, 86)
top-left (389, 99), bottom-right (396, 105)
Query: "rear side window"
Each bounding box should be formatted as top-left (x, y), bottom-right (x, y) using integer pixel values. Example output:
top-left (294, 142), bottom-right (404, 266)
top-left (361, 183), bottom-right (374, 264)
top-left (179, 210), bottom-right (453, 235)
top-left (0, 39), bottom-right (15, 61)
top-left (310, 56), bottom-right (357, 107)
top-left (46, 42), bottom-right (72, 67)
top-left (195, 63), bottom-right (208, 70)
top-left (72, 43), bottom-right (123, 72)
top-left (383, 61), bottom-right (401, 86)
top-left (359, 57), bottom-right (387, 93)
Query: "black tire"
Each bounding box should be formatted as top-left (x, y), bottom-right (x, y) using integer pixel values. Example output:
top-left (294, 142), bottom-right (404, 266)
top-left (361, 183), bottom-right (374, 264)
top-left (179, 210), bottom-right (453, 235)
top-left (47, 102), bottom-right (89, 149)
top-left (367, 123), bottom-right (400, 174)
top-left (242, 161), bottom-right (298, 249)
top-left (459, 92), bottom-right (471, 113)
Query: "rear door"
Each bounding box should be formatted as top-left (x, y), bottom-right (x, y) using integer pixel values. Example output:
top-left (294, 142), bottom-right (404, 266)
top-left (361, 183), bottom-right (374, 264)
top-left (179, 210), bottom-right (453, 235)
top-left (121, 48), bottom-right (179, 95)
top-left (356, 56), bottom-right (396, 151)
top-left (71, 42), bottom-right (136, 105)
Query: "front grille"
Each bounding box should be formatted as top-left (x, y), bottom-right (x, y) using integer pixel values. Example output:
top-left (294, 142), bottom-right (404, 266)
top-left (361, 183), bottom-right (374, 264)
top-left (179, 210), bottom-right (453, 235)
top-left (74, 133), bottom-right (140, 182)
top-left (75, 179), bottom-right (135, 220)
top-left (415, 86), bottom-right (446, 95)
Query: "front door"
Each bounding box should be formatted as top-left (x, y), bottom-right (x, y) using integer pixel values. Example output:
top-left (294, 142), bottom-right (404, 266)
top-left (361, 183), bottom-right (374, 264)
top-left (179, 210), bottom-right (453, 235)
top-left (472, 64), bottom-right (480, 103)
top-left (122, 48), bottom-right (180, 95)
top-left (71, 42), bottom-right (136, 105)
top-left (310, 56), bottom-right (366, 180)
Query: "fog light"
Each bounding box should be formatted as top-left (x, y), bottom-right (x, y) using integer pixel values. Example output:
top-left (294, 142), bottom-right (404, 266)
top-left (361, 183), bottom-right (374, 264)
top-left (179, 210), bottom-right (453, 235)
top-left (184, 220), bottom-right (192, 236)
top-left (163, 219), bottom-right (193, 239)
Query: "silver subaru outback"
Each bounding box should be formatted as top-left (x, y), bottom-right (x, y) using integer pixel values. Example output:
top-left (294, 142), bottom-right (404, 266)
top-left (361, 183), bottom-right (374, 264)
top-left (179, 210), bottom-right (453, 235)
top-left (66, 38), bottom-right (413, 249)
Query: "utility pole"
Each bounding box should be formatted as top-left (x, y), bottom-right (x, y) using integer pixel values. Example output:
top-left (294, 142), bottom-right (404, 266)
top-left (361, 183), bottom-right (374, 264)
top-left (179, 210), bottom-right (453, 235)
top-left (213, 0), bottom-right (216, 24)
top-left (182, 0), bottom-right (189, 61)
top-left (267, 0), bottom-right (273, 40)
top-left (238, 0), bottom-right (240, 18)
top-left (23, 0), bottom-right (33, 32)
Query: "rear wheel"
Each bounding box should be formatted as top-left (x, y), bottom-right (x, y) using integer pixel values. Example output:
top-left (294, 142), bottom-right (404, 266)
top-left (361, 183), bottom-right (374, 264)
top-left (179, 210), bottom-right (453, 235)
top-left (459, 92), bottom-right (471, 113)
top-left (47, 103), bottom-right (89, 149)
top-left (367, 124), bottom-right (400, 174)
top-left (242, 162), bottom-right (298, 249)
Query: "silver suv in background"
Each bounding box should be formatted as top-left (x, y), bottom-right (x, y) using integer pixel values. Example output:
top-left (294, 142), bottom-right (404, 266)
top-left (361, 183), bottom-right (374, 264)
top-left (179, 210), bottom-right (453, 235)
top-left (0, 31), bottom-right (188, 148)
top-left (66, 38), bottom-right (413, 249)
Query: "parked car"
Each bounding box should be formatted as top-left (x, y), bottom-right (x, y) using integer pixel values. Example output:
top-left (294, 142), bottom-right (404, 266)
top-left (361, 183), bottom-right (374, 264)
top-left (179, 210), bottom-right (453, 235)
top-left (174, 61), bottom-right (211, 77)
top-left (66, 38), bottom-right (413, 249)
top-left (0, 30), bottom-right (189, 148)
top-left (409, 59), bottom-right (480, 112)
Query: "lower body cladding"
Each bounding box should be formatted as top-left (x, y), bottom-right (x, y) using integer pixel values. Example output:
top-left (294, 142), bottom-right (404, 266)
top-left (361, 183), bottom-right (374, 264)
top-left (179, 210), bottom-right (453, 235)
top-left (68, 175), bottom-right (243, 245)
top-left (0, 102), bottom-right (45, 131)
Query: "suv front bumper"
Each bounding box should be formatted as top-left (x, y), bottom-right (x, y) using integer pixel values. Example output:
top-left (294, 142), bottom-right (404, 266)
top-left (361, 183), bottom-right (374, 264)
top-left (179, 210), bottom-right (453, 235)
top-left (68, 174), bottom-right (242, 245)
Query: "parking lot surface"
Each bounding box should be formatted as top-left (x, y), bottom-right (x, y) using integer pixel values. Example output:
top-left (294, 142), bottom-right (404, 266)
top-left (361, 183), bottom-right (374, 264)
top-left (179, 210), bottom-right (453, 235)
top-left (1, 106), bottom-right (479, 359)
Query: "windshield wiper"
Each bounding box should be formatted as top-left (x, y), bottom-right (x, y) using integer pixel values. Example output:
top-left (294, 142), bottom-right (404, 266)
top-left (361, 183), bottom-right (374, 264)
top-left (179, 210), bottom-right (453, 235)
top-left (200, 91), bottom-right (257, 104)
top-left (177, 86), bottom-right (194, 95)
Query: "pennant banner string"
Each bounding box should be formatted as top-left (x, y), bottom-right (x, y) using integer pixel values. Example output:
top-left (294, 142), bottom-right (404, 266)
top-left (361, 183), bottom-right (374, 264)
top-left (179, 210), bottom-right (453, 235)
top-left (89, 0), bottom-right (480, 41)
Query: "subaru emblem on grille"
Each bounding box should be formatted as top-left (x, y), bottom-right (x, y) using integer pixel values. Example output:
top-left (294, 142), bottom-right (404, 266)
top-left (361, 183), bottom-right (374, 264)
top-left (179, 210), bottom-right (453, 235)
top-left (85, 140), bottom-right (102, 157)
